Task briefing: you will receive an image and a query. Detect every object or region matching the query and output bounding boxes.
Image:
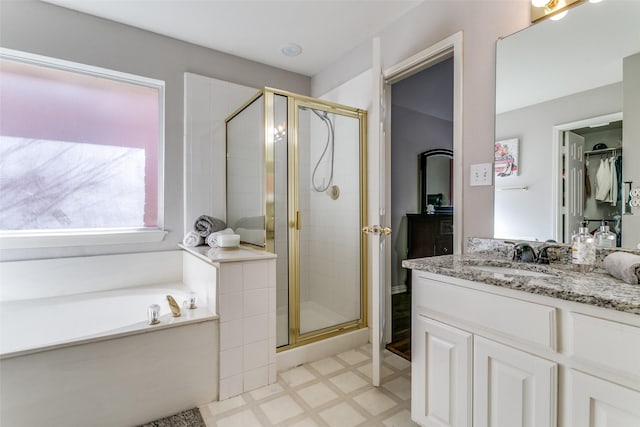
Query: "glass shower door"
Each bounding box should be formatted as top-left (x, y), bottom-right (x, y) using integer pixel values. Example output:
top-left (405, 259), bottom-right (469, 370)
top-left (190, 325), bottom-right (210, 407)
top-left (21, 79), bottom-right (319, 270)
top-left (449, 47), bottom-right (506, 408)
top-left (295, 103), bottom-right (364, 337)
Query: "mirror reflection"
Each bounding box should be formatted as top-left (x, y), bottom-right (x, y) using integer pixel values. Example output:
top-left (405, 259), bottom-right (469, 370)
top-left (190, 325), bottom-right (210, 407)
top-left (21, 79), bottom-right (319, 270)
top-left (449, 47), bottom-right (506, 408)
top-left (420, 149), bottom-right (453, 213)
top-left (494, 0), bottom-right (640, 249)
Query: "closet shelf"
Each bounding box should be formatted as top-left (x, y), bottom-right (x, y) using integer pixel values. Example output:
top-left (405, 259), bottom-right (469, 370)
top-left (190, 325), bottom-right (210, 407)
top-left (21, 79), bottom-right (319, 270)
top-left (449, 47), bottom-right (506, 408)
top-left (584, 147), bottom-right (622, 156)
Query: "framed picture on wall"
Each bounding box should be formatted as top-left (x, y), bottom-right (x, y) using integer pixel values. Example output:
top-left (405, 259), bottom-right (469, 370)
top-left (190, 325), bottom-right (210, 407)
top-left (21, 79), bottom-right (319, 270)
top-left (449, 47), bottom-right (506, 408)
top-left (495, 138), bottom-right (519, 178)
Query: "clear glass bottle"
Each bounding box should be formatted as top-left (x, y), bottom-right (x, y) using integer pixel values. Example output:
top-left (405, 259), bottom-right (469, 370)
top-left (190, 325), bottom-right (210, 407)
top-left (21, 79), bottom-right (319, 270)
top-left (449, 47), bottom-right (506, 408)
top-left (571, 220), bottom-right (595, 272)
top-left (594, 220), bottom-right (616, 248)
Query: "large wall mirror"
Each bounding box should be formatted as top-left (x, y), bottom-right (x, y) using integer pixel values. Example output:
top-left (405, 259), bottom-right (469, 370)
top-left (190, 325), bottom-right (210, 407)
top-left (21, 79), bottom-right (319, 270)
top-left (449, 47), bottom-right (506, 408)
top-left (494, 0), bottom-right (640, 249)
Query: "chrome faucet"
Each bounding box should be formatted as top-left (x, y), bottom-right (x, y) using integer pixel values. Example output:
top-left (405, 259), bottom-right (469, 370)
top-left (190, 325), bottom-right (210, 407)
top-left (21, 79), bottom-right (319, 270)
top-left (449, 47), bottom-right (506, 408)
top-left (536, 244), bottom-right (565, 265)
top-left (512, 243), bottom-right (537, 263)
top-left (166, 295), bottom-right (181, 317)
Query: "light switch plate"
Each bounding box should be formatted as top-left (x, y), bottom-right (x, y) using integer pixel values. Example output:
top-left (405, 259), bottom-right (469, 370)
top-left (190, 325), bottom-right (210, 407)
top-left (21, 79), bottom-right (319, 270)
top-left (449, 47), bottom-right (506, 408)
top-left (470, 163), bottom-right (493, 186)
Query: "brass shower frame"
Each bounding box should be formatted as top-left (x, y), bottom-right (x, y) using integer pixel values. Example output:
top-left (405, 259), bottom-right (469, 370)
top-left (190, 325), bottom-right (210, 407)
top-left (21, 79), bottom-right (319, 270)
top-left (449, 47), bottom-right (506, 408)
top-left (226, 87), bottom-right (368, 352)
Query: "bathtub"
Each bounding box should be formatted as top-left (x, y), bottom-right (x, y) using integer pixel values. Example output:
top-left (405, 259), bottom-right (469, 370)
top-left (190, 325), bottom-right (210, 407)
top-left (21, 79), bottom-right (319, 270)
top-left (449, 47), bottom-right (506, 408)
top-left (0, 283), bottom-right (211, 357)
top-left (0, 283), bottom-right (219, 427)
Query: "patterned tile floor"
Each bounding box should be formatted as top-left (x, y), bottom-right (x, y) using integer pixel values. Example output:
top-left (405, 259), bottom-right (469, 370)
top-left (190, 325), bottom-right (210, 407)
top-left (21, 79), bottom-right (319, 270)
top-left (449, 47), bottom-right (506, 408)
top-left (200, 344), bottom-right (419, 427)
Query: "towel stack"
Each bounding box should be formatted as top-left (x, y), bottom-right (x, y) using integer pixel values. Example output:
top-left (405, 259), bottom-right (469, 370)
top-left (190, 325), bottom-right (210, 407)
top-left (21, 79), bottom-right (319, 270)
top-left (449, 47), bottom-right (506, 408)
top-left (603, 252), bottom-right (640, 285)
top-left (206, 228), bottom-right (235, 247)
top-left (182, 215), bottom-right (228, 248)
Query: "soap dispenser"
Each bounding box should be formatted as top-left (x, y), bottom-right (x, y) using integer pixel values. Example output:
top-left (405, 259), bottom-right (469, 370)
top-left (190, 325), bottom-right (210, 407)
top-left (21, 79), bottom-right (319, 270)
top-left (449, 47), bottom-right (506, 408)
top-left (594, 220), bottom-right (616, 248)
top-left (571, 220), bottom-right (595, 272)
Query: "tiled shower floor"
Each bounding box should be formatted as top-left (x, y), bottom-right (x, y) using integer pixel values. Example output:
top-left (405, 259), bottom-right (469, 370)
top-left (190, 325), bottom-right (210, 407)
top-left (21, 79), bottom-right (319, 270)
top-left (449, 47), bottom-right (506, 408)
top-left (200, 344), bottom-right (418, 427)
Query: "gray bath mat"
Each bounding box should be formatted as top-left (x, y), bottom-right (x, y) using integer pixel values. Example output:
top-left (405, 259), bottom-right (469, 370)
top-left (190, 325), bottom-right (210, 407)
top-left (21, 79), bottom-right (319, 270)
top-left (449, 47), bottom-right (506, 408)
top-left (138, 408), bottom-right (206, 427)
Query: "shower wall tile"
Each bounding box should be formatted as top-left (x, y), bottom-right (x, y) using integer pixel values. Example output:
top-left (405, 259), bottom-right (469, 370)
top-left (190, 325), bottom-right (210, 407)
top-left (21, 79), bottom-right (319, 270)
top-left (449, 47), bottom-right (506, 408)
top-left (244, 261), bottom-right (269, 290)
top-left (244, 288), bottom-right (269, 317)
top-left (183, 73), bottom-right (257, 233)
top-left (219, 292), bottom-right (243, 321)
top-left (219, 374), bottom-right (243, 401)
top-left (221, 318), bottom-right (243, 351)
top-left (219, 262), bottom-right (243, 294)
top-left (220, 347), bottom-right (243, 379)
top-left (244, 366), bottom-right (269, 392)
top-left (213, 256), bottom-right (277, 400)
top-left (244, 314), bottom-right (268, 345)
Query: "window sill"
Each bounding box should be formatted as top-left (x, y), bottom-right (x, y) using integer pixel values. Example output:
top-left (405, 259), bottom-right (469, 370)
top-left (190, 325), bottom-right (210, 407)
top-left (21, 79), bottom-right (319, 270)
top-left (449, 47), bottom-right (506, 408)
top-left (0, 229), bottom-right (168, 249)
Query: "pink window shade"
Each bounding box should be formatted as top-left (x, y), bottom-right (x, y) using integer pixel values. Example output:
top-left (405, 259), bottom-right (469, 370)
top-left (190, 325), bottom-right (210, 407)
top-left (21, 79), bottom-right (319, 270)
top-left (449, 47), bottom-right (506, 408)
top-left (0, 59), bottom-right (160, 229)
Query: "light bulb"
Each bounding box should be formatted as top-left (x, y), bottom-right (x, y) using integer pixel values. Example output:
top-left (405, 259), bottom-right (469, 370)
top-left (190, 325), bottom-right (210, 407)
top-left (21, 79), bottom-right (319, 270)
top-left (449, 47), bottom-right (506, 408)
top-left (531, 0), bottom-right (551, 7)
top-left (550, 10), bottom-right (568, 20)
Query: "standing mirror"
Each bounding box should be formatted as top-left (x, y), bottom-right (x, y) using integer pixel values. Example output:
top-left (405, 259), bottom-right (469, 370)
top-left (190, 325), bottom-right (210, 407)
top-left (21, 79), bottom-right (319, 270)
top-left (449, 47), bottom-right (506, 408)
top-left (494, 1), bottom-right (640, 248)
top-left (420, 149), bottom-right (453, 213)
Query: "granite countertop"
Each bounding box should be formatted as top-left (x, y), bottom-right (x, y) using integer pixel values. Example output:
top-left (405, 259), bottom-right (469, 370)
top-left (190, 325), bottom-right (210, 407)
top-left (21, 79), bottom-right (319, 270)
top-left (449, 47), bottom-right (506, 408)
top-left (403, 254), bottom-right (640, 315)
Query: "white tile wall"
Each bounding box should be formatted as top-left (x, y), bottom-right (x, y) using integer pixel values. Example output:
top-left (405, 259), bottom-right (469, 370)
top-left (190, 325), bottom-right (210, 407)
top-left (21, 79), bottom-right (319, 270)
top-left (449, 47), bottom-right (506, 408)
top-left (217, 258), bottom-right (277, 400)
top-left (183, 73), bottom-right (257, 232)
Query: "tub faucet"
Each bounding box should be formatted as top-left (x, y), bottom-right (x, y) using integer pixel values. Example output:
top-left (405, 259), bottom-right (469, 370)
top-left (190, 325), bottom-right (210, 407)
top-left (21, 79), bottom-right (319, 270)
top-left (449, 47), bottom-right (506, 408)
top-left (166, 295), bottom-right (181, 317)
top-left (512, 243), bottom-right (537, 263)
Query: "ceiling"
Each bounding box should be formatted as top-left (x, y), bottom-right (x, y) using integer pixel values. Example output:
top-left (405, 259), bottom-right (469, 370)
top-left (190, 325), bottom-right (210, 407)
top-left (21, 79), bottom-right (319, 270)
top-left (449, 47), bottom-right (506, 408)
top-left (42, 0), bottom-right (423, 77)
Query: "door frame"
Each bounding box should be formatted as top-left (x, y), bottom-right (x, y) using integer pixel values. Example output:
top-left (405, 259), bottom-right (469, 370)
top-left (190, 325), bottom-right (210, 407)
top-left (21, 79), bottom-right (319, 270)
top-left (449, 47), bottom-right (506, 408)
top-left (382, 32), bottom-right (464, 340)
top-left (551, 112), bottom-right (622, 242)
top-left (384, 31), bottom-right (464, 254)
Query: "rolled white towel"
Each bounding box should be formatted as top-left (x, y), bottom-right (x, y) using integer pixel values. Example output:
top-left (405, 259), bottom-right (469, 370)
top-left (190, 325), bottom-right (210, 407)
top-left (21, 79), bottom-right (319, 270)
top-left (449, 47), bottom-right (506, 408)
top-left (182, 230), bottom-right (205, 247)
top-left (206, 228), bottom-right (235, 247)
top-left (603, 252), bottom-right (640, 285)
top-left (193, 215), bottom-right (226, 237)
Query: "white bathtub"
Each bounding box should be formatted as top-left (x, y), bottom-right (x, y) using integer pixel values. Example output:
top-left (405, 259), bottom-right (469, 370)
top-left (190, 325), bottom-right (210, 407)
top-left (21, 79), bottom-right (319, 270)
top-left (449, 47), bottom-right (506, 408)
top-left (0, 283), bottom-right (209, 358)
top-left (0, 283), bottom-right (219, 427)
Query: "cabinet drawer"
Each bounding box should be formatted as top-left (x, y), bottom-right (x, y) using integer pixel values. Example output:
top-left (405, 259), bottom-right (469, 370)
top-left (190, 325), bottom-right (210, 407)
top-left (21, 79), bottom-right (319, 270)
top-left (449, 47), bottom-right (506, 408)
top-left (569, 312), bottom-right (640, 381)
top-left (414, 276), bottom-right (557, 351)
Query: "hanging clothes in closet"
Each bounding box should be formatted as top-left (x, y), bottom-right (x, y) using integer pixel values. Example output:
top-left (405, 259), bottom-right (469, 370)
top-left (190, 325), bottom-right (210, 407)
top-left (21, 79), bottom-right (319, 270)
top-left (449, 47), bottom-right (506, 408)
top-left (595, 154), bottom-right (621, 206)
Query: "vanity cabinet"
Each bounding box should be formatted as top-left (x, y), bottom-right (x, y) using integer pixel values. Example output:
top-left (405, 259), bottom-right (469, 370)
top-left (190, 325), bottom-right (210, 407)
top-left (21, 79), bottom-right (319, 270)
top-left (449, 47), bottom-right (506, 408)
top-left (412, 316), bottom-right (472, 427)
top-left (473, 336), bottom-right (557, 427)
top-left (570, 369), bottom-right (640, 426)
top-left (411, 271), bottom-right (640, 427)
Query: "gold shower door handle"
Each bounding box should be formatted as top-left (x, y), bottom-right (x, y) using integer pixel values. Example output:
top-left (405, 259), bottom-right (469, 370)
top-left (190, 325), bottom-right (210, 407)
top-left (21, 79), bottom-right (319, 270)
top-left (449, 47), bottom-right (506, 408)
top-left (362, 225), bottom-right (392, 235)
top-left (294, 211), bottom-right (301, 230)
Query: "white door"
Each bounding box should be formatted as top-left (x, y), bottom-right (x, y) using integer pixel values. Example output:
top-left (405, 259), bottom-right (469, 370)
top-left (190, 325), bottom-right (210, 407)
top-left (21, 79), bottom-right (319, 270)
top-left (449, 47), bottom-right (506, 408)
top-left (412, 316), bottom-right (472, 427)
top-left (565, 131), bottom-right (585, 242)
top-left (474, 336), bottom-right (558, 427)
top-left (570, 369), bottom-right (640, 427)
top-left (366, 37), bottom-right (391, 387)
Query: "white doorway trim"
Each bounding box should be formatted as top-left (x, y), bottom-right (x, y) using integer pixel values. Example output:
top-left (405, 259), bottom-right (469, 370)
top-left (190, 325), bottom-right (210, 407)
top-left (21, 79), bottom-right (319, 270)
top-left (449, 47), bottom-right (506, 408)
top-left (551, 111), bottom-right (623, 242)
top-left (383, 31), bottom-right (464, 256)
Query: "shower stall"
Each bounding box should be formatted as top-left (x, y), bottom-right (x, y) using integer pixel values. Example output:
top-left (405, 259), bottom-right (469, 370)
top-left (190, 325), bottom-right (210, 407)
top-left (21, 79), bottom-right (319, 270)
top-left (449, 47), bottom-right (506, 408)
top-left (225, 88), bottom-right (368, 350)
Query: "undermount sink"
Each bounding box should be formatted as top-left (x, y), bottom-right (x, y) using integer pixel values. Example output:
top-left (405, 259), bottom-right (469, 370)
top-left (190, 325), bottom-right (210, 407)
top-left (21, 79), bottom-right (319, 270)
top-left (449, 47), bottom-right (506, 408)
top-left (468, 265), bottom-right (555, 278)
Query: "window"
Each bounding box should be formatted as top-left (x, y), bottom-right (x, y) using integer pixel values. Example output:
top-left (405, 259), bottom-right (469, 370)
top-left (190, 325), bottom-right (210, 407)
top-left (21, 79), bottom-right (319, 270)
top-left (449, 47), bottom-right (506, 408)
top-left (0, 48), bottom-right (165, 247)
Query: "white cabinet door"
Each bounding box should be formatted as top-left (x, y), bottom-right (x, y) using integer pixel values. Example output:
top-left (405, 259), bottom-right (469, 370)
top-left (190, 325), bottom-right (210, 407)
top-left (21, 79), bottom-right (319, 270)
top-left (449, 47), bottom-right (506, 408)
top-left (412, 315), bottom-right (472, 427)
top-left (570, 369), bottom-right (640, 427)
top-left (474, 336), bottom-right (557, 427)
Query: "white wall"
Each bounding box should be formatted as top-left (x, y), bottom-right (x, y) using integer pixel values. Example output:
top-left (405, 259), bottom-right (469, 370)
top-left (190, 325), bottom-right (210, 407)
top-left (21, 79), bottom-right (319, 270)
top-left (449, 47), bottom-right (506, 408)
top-left (0, 0), bottom-right (309, 261)
top-left (312, 1), bottom-right (531, 246)
top-left (495, 83), bottom-right (622, 241)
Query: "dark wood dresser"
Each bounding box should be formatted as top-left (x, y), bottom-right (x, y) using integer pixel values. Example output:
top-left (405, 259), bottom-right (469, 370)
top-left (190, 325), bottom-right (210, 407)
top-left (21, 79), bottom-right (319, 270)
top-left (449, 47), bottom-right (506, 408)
top-left (406, 213), bottom-right (453, 285)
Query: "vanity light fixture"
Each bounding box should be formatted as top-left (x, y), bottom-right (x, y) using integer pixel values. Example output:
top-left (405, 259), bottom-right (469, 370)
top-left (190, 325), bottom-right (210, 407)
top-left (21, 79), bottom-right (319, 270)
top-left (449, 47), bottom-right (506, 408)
top-left (531, 0), bottom-right (583, 22)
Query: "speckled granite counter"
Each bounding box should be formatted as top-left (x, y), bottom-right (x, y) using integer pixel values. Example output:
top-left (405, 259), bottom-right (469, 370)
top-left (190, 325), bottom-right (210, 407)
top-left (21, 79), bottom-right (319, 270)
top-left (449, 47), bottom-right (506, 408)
top-left (402, 254), bottom-right (640, 315)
